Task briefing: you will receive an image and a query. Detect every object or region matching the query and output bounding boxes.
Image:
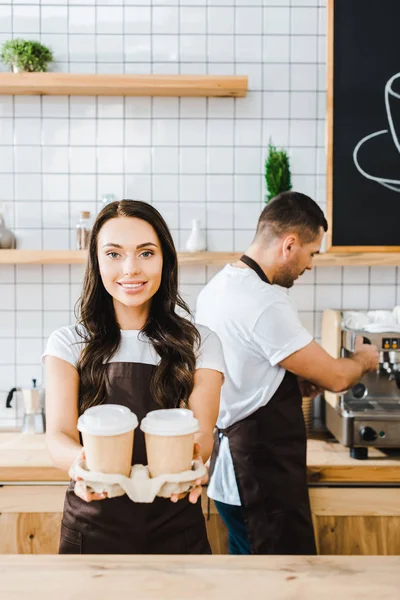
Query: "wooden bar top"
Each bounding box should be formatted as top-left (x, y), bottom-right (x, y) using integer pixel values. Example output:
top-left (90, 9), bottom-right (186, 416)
top-left (0, 432), bottom-right (399, 483)
top-left (306, 436), bottom-right (400, 483)
top-left (1, 555), bottom-right (399, 599)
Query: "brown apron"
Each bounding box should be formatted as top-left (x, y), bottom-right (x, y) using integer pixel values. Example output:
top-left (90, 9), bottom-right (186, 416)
top-left (59, 362), bottom-right (211, 555)
top-left (209, 255), bottom-right (316, 555)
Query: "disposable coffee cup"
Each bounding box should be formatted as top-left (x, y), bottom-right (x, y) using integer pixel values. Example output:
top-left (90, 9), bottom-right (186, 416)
top-left (140, 408), bottom-right (199, 478)
top-left (77, 404), bottom-right (138, 477)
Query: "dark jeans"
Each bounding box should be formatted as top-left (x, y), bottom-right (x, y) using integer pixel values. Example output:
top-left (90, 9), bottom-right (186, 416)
top-left (214, 500), bottom-right (251, 555)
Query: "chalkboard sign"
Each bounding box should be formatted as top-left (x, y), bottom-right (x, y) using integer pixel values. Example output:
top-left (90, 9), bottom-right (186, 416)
top-left (327, 0), bottom-right (400, 251)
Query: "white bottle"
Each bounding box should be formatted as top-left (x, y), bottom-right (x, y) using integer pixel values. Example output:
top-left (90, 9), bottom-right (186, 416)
top-left (185, 219), bottom-right (206, 252)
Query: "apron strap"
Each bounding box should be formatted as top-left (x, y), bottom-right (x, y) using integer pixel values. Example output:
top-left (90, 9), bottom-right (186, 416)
top-left (239, 254), bottom-right (270, 284)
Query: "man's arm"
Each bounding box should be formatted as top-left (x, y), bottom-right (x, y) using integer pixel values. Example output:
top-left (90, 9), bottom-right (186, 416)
top-left (280, 338), bottom-right (379, 393)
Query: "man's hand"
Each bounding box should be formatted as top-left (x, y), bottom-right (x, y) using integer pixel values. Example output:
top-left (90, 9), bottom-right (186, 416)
top-left (298, 377), bottom-right (323, 399)
top-left (354, 336), bottom-right (379, 373)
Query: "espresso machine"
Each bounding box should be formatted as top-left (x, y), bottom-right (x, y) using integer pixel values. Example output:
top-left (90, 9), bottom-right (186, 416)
top-left (321, 309), bottom-right (400, 459)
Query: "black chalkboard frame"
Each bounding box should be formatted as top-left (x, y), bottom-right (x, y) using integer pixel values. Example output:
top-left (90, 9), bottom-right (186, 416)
top-left (326, 0), bottom-right (400, 252)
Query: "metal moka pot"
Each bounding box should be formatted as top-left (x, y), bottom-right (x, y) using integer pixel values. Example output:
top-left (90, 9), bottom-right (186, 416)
top-left (21, 379), bottom-right (45, 434)
top-left (6, 379), bottom-right (45, 434)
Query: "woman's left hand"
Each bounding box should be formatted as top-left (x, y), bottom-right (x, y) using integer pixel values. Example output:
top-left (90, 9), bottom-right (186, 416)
top-left (170, 442), bottom-right (208, 504)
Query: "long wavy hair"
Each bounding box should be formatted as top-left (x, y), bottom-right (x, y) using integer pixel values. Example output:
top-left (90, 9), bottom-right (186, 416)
top-left (75, 200), bottom-right (200, 415)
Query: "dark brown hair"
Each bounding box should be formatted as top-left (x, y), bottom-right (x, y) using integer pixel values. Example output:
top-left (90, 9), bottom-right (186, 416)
top-left (75, 200), bottom-right (200, 414)
top-left (256, 191), bottom-right (328, 243)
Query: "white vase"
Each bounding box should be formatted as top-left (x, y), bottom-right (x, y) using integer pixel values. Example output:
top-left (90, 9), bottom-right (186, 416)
top-left (185, 219), bottom-right (206, 252)
top-left (0, 212), bottom-right (16, 249)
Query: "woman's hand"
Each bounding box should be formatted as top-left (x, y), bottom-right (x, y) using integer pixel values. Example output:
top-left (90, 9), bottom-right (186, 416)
top-left (170, 443), bottom-right (208, 505)
top-left (69, 448), bottom-right (108, 503)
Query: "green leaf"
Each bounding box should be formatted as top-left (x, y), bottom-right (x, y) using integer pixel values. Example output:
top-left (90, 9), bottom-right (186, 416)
top-left (264, 143), bottom-right (292, 203)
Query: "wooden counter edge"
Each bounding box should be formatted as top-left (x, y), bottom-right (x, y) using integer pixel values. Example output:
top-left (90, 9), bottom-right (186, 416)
top-left (307, 464), bottom-right (400, 484)
top-left (2, 465), bottom-right (400, 484)
top-left (0, 466), bottom-right (68, 482)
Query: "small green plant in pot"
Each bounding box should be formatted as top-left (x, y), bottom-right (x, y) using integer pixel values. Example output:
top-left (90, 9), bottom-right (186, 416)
top-left (264, 143), bottom-right (292, 203)
top-left (1, 39), bottom-right (54, 73)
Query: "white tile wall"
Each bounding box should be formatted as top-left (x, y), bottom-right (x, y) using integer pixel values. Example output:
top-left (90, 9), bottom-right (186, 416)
top-left (0, 0), bottom-right (399, 427)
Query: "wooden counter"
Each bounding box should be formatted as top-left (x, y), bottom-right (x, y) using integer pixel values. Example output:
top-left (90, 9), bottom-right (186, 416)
top-left (306, 436), bottom-right (400, 483)
top-left (1, 555), bottom-right (400, 599)
top-left (1, 433), bottom-right (400, 556)
top-left (0, 432), bottom-right (66, 482)
top-left (1, 432), bottom-right (400, 483)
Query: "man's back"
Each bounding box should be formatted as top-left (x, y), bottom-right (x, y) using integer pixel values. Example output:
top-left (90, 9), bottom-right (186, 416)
top-left (196, 264), bottom-right (312, 429)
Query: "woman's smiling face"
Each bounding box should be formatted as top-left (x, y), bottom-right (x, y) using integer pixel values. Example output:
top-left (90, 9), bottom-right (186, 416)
top-left (97, 216), bottom-right (163, 315)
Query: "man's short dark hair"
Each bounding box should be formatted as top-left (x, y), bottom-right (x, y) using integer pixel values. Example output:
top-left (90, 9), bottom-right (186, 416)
top-left (256, 191), bottom-right (328, 243)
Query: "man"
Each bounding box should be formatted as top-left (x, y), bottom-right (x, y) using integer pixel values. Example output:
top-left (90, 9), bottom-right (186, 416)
top-left (196, 191), bottom-right (379, 555)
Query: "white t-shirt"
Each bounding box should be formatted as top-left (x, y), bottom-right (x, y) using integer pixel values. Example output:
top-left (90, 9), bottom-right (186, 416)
top-left (42, 323), bottom-right (225, 375)
top-left (196, 264), bottom-right (313, 506)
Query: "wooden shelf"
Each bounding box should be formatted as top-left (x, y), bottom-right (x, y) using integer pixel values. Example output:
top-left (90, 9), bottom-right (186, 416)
top-left (1, 250), bottom-right (400, 266)
top-left (0, 250), bottom-right (238, 266)
top-left (206, 252), bottom-right (400, 267)
top-left (314, 252), bottom-right (400, 267)
top-left (0, 73), bottom-right (248, 97)
top-left (0, 250), bottom-right (86, 265)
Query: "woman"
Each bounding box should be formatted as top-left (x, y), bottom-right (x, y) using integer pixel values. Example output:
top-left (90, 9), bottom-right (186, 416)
top-left (43, 200), bottom-right (224, 554)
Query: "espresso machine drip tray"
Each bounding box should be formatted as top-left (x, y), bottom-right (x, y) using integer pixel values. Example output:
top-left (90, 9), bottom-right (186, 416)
top-left (378, 402), bottom-right (400, 412)
top-left (327, 393), bottom-right (400, 459)
top-left (344, 399), bottom-right (400, 414)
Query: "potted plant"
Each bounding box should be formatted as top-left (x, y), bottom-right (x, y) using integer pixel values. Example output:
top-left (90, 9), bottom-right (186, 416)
top-left (264, 143), bottom-right (292, 203)
top-left (1, 38), bottom-right (54, 73)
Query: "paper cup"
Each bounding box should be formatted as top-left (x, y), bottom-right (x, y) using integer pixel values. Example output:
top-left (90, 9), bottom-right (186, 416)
top-left (140, 408), bottom-right (199, 478)
top-left (77, 404), bottom-right (138, 476)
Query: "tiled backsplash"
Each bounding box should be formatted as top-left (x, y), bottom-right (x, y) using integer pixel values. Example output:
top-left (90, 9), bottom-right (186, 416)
top-left (0, 0), bottom-right (399, 426)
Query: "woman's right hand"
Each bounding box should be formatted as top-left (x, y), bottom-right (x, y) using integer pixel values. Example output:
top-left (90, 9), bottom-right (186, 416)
top-left (69, 448), bottom-right (108, 503)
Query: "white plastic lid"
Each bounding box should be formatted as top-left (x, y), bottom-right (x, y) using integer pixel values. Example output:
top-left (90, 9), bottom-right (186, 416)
top-left (140, 408), bottom-right (199, 436)
top-left (77, 404), bottom-right (138, 437)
